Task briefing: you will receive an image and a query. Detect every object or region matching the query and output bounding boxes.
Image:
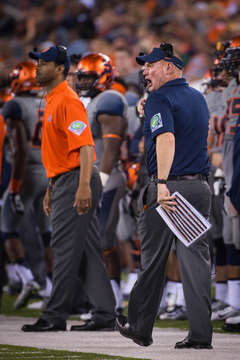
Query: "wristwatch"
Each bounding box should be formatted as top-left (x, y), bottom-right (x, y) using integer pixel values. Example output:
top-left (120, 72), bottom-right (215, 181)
top-left (155, 179), bottom-right (167, 184)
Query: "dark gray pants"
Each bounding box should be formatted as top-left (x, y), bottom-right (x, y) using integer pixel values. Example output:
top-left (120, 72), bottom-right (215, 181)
top-left (42, 166), bottom-right (116, 327)
top-left (98, 165), bottom-right (126, 250)
top-left (128, 179), bottom-right (213, 343)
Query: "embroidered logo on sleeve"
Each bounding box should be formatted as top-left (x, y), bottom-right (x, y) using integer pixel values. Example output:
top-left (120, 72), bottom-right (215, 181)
top-left (68, 121), bottom-right (87, 136)
top-left (151, 113), bottom-right (163, 132)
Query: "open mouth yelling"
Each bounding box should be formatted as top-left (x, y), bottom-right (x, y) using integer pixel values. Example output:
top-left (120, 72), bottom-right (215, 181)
top-left (146, 78), bottom-right (152, 88)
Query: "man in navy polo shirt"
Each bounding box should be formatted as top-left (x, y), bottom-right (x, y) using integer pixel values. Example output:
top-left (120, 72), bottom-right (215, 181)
top-left (116, 43), bottom-right (213, 349)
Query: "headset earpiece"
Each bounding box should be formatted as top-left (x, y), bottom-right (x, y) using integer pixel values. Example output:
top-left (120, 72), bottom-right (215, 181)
top-left (160, 43), bottom-right (174, 57)
top-left (56, 45), bottom-right (67, 64)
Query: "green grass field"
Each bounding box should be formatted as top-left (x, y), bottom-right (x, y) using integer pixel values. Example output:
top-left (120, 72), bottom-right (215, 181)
top-left (0, 344), bottom-right (148, 360)
top-left (0, 293), bottom-right (234, 360)
top-left (0, 293), bottom-right (227, 333)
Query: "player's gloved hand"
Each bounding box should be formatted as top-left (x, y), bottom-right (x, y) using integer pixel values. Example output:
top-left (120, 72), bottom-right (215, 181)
top-left (9, 192), bottom-right (25, 214)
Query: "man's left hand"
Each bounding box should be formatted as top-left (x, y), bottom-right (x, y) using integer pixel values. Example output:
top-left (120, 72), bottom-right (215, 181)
top-left (74, 184), bottom-right (92, 215)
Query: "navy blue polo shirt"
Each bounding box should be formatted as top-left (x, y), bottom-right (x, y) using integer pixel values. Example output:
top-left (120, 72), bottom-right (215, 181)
top-left (144, 78), bottom-right (210, 176)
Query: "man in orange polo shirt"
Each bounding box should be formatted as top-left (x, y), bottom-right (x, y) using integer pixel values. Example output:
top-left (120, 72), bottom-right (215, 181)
top-left (21, 46), bottom-right (116, 332)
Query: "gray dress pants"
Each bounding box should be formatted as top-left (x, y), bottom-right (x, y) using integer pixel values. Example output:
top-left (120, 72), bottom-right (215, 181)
top-left (42, 166), bottom-right (116, 327)
top-left (128, 178), bottom-right (213, 343)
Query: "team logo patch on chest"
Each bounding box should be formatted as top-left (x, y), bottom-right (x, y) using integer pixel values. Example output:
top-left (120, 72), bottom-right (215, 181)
top-left (151, 113), bottom-right (163, 132)
top-left (68, 121), bottom-right (87, 136)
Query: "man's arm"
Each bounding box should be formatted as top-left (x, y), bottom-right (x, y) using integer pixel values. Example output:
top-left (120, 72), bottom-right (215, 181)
top-left (97, 113), bottom-right (124, 186)
top-left (7, 118), bottom-right (28, 182)
top-left (74, 145), bottom-right (94, 215)
top-left (6, 118), bottom-right (27, 213)
top-left (156, 132), bottom-right (177, 212)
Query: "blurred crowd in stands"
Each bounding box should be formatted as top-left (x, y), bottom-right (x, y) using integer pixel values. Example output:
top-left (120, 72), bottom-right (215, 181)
top-left (0, 0), bottom-right (240, 89)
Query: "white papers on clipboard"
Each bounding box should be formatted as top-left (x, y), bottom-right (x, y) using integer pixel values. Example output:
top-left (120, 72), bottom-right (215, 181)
top-left (156, 191), bottom-right (211, 247)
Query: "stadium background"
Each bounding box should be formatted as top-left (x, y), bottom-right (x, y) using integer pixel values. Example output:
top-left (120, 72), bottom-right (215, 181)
top-left (0, 0), bottom-right (240, 90)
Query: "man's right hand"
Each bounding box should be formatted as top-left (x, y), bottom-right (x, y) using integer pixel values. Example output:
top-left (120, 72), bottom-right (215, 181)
top-left (137, 97), bottom-right (146, 116)
top-left (9, 192), bottom-right (24, 214)
top-left (157, 184), bottom-right (177, 212)
top-left (43, 188), bottom-right (52, 217)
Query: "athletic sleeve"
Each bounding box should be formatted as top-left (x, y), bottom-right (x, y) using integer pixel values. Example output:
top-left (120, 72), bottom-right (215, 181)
top-left (2, 99), bottom-right (22, 121)
top-left (96, 92), bottom-right (125, 117)
top-left (145, 92), bottom-right (174, 142)
top-left (65, 97), bottom-right (95, 152)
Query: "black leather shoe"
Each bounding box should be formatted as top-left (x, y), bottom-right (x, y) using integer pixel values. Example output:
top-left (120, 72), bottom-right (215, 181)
top-left (70, 320), bottom-right (116, 332)
top-left (21, 318), bottom-right (66, 332)
top-left (222, 322), bottom-right (240, 332)
top-left (115, 315), bottom-right (153, 347)
top-left (174, 336), bottom-right (212, 349)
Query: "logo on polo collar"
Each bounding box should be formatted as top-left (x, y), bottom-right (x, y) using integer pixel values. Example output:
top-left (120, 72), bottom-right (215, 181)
top-left (68, 121), bottom-right (87, 136)
top-left (151, 113), bottom-right (163, 132)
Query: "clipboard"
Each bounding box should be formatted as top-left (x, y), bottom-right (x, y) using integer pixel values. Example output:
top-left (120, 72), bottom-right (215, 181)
top-left (156, 191), bottom-right (212, 247)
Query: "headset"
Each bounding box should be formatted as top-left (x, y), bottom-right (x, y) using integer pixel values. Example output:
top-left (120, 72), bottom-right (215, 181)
top-left (56, 45), bottom-right (67, 64)
top-left (139, 43), bottom-right (174, 58)
top-left (160, 43), bottom-right (174, 57)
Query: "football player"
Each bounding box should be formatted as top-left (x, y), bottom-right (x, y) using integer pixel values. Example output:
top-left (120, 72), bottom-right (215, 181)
top-left (1, 61), bottom-right (53, 310)
top-left (76, 53), bottom-right (128, 314)
top-left (211, 36), bottom-right (240, 323)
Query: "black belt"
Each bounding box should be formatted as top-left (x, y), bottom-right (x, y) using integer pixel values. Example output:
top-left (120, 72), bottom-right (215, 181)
top-left (49, 167), bottom-right (80, 185)
top-left (150, 173), bottom-right (208, 182)
top-left (49, 173), bottom-right (62, 185)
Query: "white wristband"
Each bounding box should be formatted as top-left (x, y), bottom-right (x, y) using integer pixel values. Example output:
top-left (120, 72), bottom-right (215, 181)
top-left (99, 171), bottom-right (110, 187)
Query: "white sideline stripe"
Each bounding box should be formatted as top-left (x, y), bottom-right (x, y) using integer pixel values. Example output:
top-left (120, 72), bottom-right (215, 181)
top-left (0, 315), bottom-right (240, 360)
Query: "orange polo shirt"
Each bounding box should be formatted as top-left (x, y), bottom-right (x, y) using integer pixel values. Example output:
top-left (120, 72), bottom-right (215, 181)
top-left (42, 80), bottom-right (95, 178)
